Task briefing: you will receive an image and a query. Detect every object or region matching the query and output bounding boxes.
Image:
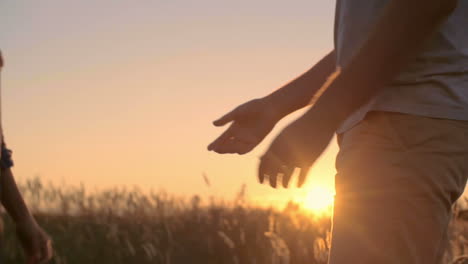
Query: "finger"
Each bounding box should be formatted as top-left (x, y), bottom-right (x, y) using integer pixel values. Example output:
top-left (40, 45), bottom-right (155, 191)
top-left (269, 171), bottom-right (278, 188)
top-left (297, 166), bottom-right (310, 188)
top-left (232, 138), bottom-right (255, 155)
top-left (237, 144), bottom-right (254, 155)
top-left (258, 157), bottom-right (267, 184)
top-left (48, 240), bottom-right (54, 259)
top-left (258, 155), bottom-right (277, 185)
top-left (211, 125), bottom-right (256, 154)
top-left (227, 130), bottom-right (259, 154)
top-left (207, 126), bottom-right (233, 151)
top-left (271, 168), bottom-right (290, 189)
top-left (234, 141), bottom-right (254, 155)
top-left (213, 138), bottom-right (249, 154)
top-left (261, 153), bottom-right (288, 189)
top-left (213, 108), bottom-right (238, 126)
top-left (282, 166), bottom-right (295, 188)
top-left (39, 240), bottom-right (53, 264)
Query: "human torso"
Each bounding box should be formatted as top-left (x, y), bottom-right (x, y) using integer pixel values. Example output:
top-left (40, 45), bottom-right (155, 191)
top-left (335, 0), bottom-right (468, 133)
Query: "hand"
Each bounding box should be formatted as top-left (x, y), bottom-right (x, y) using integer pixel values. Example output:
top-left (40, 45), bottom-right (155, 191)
top-left (16, 219), bottom-right (53, 264)
top-left (208, 98), bottom-right (281, 155)
top-left (259, 112), bottom-right (335, 188)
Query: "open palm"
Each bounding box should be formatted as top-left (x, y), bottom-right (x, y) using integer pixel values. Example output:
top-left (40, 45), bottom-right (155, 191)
top-left (208, 98), bottom-right (280, 155)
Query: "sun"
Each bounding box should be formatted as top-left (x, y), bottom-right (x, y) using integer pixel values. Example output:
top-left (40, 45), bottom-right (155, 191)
top-left (301, 186), bottom-right (335, 214)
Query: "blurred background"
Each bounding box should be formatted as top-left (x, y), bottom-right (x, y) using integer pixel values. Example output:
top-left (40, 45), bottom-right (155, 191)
top-left (3, 1), bottom-right (468, 264)
top-left (1, 0), bottom-right (337, 207)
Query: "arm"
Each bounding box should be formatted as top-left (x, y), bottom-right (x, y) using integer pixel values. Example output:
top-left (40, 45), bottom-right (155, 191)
top-left (264, 50), bottom-right (336, 120)
top-left (1, 166), bottom-right (53, 264)
top-left (0, 52), bottom-right (33, 228)
top-left (0, 50), bottom-right (53, 262)
top-left (208, 51), bottom-right (336, 154)
top-left (306, 0), bottom-right (458, 126)
top-left (1, 167), bottom-right (34, 226)
top-left (260, 0), bottom-right (458, 188)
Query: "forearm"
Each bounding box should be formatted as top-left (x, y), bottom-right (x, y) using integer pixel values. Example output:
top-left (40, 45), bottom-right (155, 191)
top-left (1, 168), bottom-right (34, 224)
top-left (263, 50), bottom-right (336, 120)
top-left (308, 0), bottom-right (457, 126)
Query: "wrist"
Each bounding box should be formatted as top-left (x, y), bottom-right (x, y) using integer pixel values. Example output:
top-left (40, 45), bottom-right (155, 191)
top-left (260, 95), bottom-right (290, 122)
top-left (302, 104), bottom-right (343, 132)
top-left (307, 70), bottom-right (358, 128)
top-left (14, 213), bottom-right (36, 227)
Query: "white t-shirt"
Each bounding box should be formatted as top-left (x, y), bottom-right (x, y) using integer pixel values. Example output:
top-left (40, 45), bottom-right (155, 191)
top-left (335, 0), bottom-right (468, 133)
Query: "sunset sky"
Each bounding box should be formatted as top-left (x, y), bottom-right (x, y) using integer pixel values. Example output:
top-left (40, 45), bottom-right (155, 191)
top-left (1, 0), bottom-right (338, 207)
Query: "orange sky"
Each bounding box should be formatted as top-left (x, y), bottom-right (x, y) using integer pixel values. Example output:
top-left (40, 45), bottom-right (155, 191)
top-left (1, 0), bottom-right (337, 207)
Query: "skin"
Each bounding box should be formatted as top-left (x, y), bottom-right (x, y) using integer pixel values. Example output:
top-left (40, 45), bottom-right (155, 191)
top-left (1, 52), bottom-right (53, 264)
top-left (1, 168), bottom-right (53, 264)
top-left (209, 0), bottom-right (458, 188)
top-left (207, 51), bottom-right (336, 156)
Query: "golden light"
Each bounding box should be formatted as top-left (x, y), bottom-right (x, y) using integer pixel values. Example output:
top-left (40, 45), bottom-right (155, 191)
top-left (301, 186), bottom-right (335, 214)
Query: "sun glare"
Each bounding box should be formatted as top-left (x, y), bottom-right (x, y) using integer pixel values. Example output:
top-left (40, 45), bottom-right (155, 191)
top-left (301, 186), bottom-right (335, 214)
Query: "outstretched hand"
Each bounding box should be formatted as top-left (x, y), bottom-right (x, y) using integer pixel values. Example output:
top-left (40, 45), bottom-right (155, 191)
top-left (208, 97), bottom-right (336, 189)
top-left (259, 112), bottom-right (335, 188)
top-left (208, 98), bottom-right (281, 155)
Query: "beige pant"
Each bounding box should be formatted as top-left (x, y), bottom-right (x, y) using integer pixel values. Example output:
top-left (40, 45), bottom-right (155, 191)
top-left (329, 111), bottom-right (468, 264)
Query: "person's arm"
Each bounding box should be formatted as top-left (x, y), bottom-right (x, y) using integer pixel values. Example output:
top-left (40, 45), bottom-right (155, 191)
top-left (260, 0), bottom-right (459, 188)
top-left (1, 167), bottom-right (53, 264)
top-left (208, 51), bottom-right (336, 154)
top-left (1, 167), bottom-right (34, 225)
top-left (307, 0), bottom-right (458, 126)
top-left (0, 49), bottom-right (53, 263)
top-left (264, 50), bottom-right (336, 120)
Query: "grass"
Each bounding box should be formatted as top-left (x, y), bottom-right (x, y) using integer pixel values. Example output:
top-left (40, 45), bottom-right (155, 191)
top-left (2, 177), bottom-right (466, 264)
top-left (0, 178), bottom-right (331, 264)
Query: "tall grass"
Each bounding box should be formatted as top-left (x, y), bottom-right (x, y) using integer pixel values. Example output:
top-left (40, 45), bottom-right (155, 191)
top-left (0, 178), bottom-right (331, 264)
top-left (2, 177), bottom-right (466, 264)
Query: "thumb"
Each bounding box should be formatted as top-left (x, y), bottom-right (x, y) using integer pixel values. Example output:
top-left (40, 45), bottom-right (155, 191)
top-left (297, 166), bottom-right (310, 188)
top-left (213, 108), bottom-right (238, 126)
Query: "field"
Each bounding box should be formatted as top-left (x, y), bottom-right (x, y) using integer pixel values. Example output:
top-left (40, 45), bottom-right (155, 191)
top-left (1, 178), bottom-right (467, 264)
top-left (0, 178), bottom-right (331, 264)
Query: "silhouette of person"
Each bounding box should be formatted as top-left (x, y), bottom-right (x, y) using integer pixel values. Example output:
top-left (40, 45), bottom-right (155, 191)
top-left (209, 1), bottom-right (467, 263)
top-left (0, 51), bottom-right (53, 263)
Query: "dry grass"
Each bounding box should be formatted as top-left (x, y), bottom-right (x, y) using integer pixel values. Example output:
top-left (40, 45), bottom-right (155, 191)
top-left (2, 177), bottom-right (467, 264)
top-left (0, 178), bottom-right (331, 264)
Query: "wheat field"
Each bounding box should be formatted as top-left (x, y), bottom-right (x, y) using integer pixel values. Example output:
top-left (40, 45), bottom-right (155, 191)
top-left (1, 178), bottom-right (467, 264)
